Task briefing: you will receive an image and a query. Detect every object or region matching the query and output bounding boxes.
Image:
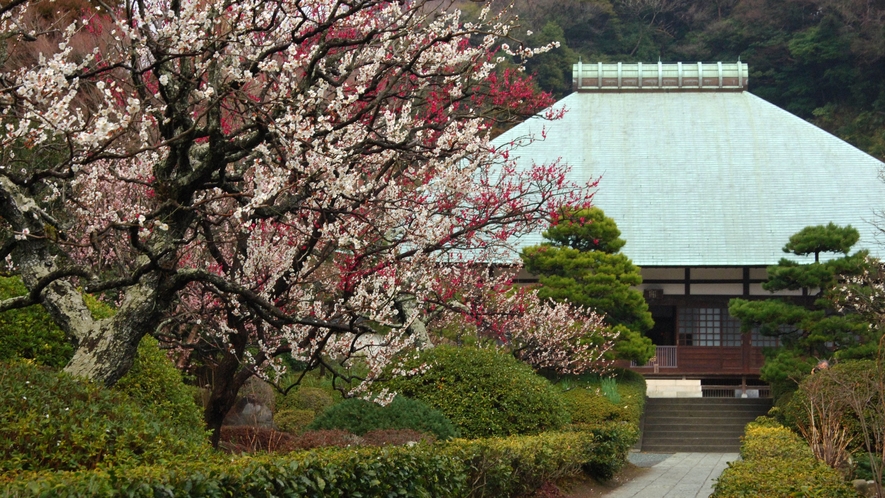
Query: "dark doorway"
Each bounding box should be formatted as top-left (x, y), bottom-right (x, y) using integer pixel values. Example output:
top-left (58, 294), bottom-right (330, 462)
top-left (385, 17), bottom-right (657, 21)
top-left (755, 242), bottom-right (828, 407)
top-left (647, 305), bottom-right (676, 346)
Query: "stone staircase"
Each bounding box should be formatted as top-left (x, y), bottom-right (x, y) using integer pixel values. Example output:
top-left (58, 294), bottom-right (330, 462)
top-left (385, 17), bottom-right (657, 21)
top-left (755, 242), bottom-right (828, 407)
top-left (640, 398), bottom-right (772, 452)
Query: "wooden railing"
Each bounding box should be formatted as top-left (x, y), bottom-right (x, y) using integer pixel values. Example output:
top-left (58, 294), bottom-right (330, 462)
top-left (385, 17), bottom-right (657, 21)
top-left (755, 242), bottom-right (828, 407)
top-left (632, 346), bottom-right (678, 368)
top-left (701, 382), bottom-right (771, 399)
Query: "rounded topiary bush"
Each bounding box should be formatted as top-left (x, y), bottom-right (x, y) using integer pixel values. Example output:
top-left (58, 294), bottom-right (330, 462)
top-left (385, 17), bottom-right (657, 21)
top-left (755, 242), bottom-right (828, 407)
top-left (378, 346), bottom-right (570, 438)
top-left (308, 395), bottom-right (459, 439)
top-left (0, 360), bottom-right (209, 473)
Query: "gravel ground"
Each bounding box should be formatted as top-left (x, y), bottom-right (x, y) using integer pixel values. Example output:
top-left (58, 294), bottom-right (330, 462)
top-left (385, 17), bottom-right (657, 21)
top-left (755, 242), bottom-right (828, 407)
top-left (627, 451), bottom-right (673, 468)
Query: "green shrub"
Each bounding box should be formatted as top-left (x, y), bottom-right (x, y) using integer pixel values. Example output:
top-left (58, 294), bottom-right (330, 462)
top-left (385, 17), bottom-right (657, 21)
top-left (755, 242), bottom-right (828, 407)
top-left (274, 408), bottom-right (315, 434)
top-left (379, 346), bottom-right (570, 439)
top-left (308, 395), bottom-right (459, 439)
top-left (739, 422), bottom-right (812, 460)
top-left (559, 368), bottom-right (645, 427)
top-left (441, 423), bottom-right (635, 497)
top-left (275, 386), bottom-right (335, 415)
top-left (1, 422), bottom-right (637, 497)
top-left (2, 443), bottom-right (467, 497)
top-left (443, 431), bottom-right (594, 497)
top-left (712, 419), bottom-right (854, 497)
top-left (113, 336), bottom-right (207, 447)
top-left (600, 377), bottom-right (620, 403)
top-left (0, 277), bottom-right (72, 368)
top-left (0, 360), bottom-right (209, 473)
top-left (562, 388), bottom-right (629, 425)
top-left (0, 277), bottom-right (119, 369)
top-left (579, 422), bottom-right (639, 480)
top-left (778, 360), bottom-right (876, 454)
top-left (712, 457), bottom-right (854, 497)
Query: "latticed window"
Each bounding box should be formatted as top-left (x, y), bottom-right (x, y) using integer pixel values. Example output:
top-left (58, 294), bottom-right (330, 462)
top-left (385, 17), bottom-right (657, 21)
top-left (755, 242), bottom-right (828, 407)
top-left (678, 308), bottom-right (719, 346)
top-left (677, 307), bottom-right (744, 346)
top-left (722, 313), bottom-right (743, 346)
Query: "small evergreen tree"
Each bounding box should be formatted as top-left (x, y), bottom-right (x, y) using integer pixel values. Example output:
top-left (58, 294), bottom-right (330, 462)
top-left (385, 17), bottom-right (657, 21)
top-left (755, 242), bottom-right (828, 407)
top-left (521, 207), bottom-right (655, 363)
top-left (729, 223), bottom-right (878, 393)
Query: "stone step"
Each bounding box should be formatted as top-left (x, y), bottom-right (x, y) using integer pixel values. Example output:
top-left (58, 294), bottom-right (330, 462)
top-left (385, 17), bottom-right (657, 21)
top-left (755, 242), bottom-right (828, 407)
top-left (640, 396), bottom-right (772, 453)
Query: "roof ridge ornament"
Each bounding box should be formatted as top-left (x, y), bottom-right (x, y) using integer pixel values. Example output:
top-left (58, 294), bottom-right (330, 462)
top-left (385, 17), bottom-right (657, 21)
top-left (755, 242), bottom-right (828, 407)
top-left (573, 61), bottom-right (748, 92)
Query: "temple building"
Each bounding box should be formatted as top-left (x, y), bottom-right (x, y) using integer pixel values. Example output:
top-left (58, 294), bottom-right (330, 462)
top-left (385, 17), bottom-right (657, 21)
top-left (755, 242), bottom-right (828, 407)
top-left (498, 61), bottom-right (885, 397)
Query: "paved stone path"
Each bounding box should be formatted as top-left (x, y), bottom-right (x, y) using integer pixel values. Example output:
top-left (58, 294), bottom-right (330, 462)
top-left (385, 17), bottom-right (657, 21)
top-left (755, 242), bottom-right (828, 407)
top-left (606, 452), bottom-right (739, 498)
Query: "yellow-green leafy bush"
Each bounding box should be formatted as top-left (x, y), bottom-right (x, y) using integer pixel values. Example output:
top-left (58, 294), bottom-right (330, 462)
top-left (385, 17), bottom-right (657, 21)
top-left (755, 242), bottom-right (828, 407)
top-left (563, 388), bottom-right (630, 425)
top-left (2, 420), bottom-right (637, 497)
top-left (0, 360), bottom-right (209, 474)
top-left (443, 431), bottom-right (594, 497)
top-left (739, 420), bottom-right (812, 460)
top-left (379, 346), bottom-right (570, 438)
top-left (2, 443), bottom-right (466, 497)
top-left (712, 419), bottom-right (854, 497)
top-left (275, 386), bottom-right (335, 415)
top-left (560, 369), bottom-right (646, 427)
top-left (274, 408), bottom-right (315, 434)
top-left (0, 277), bottom-right (72, 368)
top-left (113, 336), bottom-right (207, 446)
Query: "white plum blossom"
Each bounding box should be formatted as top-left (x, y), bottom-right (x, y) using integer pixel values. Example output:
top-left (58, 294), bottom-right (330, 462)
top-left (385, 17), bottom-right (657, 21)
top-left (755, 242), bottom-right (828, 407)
top-left (0, 0), bottom-right (606, 442)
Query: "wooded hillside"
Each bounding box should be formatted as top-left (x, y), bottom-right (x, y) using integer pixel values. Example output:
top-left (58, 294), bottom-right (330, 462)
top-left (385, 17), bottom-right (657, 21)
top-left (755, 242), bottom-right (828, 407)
top-left (461, 0), bottom-right (885, 159)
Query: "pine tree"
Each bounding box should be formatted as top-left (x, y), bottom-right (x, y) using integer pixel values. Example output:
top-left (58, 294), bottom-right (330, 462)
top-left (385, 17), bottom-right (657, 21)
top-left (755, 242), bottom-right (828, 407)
top-left (521, 207), bottom-right (655, 363)
top-left (729, 223), bottom-right (876, 392)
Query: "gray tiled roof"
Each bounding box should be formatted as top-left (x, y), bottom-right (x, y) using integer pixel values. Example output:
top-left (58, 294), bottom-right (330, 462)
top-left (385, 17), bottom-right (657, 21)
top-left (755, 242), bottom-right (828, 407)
top-left (496, 90), bottom-right (885, 266)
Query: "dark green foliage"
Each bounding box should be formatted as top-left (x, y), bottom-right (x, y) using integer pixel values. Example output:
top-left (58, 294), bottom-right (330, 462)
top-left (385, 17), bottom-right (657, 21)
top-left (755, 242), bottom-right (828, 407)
top-left (783, 223), bottom-right (860, 261)
top-left (712, 420), bottom-right (855, 497)
top-left (0, 276), bottom-right (72, 367)
top-left (522, 207), bottom-right (654, 363)
top-left (308, 396), bottom-right (459, 439)
top-left (779, 361), bottom-right (874, 437)
top-left (379, 346), bottom-right (570, 438)
top-left (0, 360), bottom-right (208, 473)
top-left (729, 224), bottom-right (878, 392)
top-left (579, 422), bottom-right (639, 480)
top-left (523, 22), bottom-right (579, 99)
top-left (113, 336), bottom-right (207, 446)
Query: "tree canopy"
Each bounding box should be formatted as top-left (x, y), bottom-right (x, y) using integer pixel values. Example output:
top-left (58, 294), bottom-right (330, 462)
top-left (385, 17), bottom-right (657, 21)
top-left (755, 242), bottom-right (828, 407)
top-left (729, 223), bottom-right (879, 391)
top-left (521, 207), bottom-right (655, 363)
top-left (0, 0), bottom-right (612, 444)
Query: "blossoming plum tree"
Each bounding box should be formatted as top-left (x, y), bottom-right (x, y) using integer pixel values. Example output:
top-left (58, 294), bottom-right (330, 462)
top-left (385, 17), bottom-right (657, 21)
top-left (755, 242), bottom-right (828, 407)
top-left (0, 0), bottom-right (611, 443)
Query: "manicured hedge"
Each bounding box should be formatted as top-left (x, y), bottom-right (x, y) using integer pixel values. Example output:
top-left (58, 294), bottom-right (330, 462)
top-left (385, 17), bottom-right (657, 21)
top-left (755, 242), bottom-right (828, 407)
top-left (712, 418), bottom-right (855, 497)
top-left (1, 444), bottom-right (466, 497)
top-left (2, 422), bottom-right (638, 497)
top-left (379, 346), bottom-right (570, 439)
